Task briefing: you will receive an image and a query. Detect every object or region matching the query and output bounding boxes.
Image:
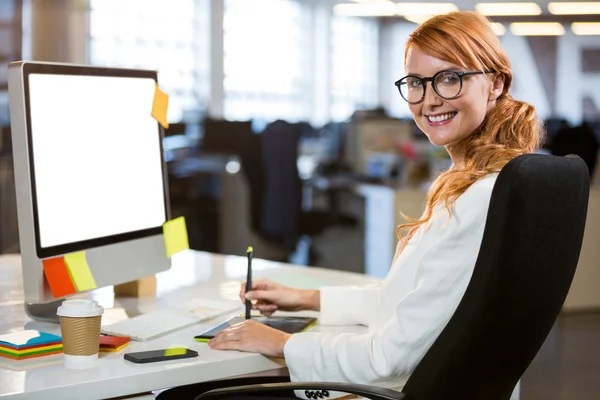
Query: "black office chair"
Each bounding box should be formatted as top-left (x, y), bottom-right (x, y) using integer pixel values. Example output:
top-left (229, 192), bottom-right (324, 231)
top-left (197, 153), bottom-right (590, 400)
top-left (260, 120), bottom-right (332, 263)
top-left (201, 118), bottom-right (254, 154)
top-left (164, 122), bottom-right (187, 137)
top-left (550, 121), bottom-right (599, 177)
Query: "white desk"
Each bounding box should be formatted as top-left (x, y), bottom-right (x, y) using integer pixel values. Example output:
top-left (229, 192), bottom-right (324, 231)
top-left (0, 251), bottom-right (380, 400)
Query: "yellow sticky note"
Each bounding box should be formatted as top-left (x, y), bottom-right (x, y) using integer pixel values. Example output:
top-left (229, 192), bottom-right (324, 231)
top-left (151, 83), bottom-right (169, 129)
top-left (163, 217), bottom-right (190, 258)
top-left (64, 252), bottom-right (97, 292)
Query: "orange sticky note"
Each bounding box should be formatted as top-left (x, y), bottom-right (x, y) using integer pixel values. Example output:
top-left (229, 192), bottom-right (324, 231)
top-left (42, 257), bottom-right (76, 298)
top-left (163, 217), bottom-right (190, 258)
top-left (64, 252), bottom-right (97, 292)
top-left (152, 83), bottom-right (169, 129)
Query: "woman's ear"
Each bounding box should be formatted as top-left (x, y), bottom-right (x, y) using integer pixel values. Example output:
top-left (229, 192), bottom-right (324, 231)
top-left (489, 73), bottom-right (505, 101)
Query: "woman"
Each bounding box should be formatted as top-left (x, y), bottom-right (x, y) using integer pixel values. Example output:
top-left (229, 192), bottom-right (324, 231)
top-left (162, 10), bottom-right (542, 399)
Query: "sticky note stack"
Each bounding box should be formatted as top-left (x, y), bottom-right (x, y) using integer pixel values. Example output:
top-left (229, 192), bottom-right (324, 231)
top-left (0, 330), bottom-right (63, 360)
top-left (99, 335), bottom-right (130, 353)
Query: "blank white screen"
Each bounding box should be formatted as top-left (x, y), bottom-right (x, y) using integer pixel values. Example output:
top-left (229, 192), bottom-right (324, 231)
top-left (28, 73), bottom-right (167, 248)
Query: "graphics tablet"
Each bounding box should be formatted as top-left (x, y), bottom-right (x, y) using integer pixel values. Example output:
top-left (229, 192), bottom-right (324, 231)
top-left (194, 315), bottom-right (317, 342)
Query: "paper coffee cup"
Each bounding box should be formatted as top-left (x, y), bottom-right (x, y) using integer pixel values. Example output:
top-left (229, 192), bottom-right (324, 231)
top-left (57, 299), bottom-right (104, 370)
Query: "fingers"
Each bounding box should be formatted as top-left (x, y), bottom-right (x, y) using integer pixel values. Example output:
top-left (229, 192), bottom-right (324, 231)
top-left (209, 332), bottom-right (243, 351)
top-left (255, 302), bottom-right (277, 311)
top-left (255, 302), bottom-right (277, 315)
top-left (245, 289), bottom-right (278, 302)
top-left (208, 321), bottom-right (254, 351)
top-left (208, 320), bottom-right (289, 358)
top-left (239, 279), bottom-right (276, 303)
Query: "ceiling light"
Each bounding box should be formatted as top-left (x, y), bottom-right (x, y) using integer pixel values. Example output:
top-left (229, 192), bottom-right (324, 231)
top-left (491, 22), bottom-right (506, 35)
top-left (333, 1), bottom-right (396, 17)
top-left (572, 22), bottom-right (600, 35)
top-left (396, 3), bottom-right (459, 16)
top-left (510, 22), bottom-right (566, 36)
top-left (475, 2), bottom-right (542, 16)
top-left (548, 2), bottom-right (600, 15)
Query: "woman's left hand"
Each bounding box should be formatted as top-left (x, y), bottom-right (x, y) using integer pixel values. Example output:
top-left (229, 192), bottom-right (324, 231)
top-left (207, 319), bottom-right (292, 358)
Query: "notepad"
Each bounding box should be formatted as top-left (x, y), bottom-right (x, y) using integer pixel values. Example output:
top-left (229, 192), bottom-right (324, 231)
top-left (0, 331), bottom-right (63, 360)
top-left (99, 335), bottom-right (130, 353)
top-left (0, 330), bottom-right (42, 346)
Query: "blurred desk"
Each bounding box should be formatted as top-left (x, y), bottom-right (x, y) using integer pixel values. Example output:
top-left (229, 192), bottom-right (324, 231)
top-left (356, 184), bottom-right (427, 278)
top-left (302, 170), bottom-right (426, 276)
top-left (0, 251), bottom-right (381, 400)
top-left (167, 153), bottom-right (240, 179)
top-left (564, 187), bottom-right (600, 311)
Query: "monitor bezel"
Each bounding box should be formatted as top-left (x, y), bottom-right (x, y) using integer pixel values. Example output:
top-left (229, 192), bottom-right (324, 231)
top-left (22, 63), bottom-right (170, 259)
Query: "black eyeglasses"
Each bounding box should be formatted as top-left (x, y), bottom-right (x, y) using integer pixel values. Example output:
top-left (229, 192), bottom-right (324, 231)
top-left (395, 70), bottom-right (495, 104)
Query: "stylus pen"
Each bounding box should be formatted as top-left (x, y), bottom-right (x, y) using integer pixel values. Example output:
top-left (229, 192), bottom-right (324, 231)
top-left (245, 246), bottom-right (253, 320)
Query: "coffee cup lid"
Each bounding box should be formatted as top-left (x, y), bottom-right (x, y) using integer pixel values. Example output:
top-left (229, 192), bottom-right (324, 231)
top-left (57, 299), bottom-right (104, 318)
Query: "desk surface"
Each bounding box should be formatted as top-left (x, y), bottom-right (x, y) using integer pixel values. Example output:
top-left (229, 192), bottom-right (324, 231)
top-left (0, 251), bottom-right (380, 400)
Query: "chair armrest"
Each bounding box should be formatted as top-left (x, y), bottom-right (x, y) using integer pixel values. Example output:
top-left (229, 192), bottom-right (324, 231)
top-left (196, 382), bottom-right (407, 400)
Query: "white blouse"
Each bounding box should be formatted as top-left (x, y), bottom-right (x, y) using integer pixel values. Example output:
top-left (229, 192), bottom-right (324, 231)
top-left (283, 173), bottom-right (498, 392)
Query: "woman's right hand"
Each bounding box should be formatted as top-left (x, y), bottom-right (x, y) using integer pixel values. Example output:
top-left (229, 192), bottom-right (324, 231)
top-left (239, 278), bottom-right (320, 317)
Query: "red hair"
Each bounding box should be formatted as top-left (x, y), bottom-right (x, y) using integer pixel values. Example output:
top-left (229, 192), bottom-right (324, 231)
top-left (397, 11), bottom-right (543, 248)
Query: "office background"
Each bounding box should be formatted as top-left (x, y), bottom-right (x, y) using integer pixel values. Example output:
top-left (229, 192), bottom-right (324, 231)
top-left (0, 1), bottom-right (599, 399)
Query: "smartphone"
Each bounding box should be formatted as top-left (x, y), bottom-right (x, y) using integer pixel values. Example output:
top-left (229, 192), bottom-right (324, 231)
top-left (124, 348), bottom-right (198, 364)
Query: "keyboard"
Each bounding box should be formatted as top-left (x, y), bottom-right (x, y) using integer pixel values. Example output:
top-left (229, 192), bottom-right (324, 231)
top-left (101, 301), bottom-right (241, 341)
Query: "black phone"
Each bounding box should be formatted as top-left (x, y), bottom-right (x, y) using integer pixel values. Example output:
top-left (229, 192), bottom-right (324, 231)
top-left (124, 348), bottom-right (198, 364)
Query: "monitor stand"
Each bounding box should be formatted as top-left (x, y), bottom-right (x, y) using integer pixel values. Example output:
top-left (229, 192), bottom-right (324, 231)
top-left (24, 276), bottom-right (157, 322)
top-left (24, 299), bottom-right (63, 323)
top-left (114, 275), bottom-right (157, 297)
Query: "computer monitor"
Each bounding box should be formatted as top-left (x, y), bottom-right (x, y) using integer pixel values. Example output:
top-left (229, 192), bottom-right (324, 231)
top-left (8, 61), bottom-right (171, 320)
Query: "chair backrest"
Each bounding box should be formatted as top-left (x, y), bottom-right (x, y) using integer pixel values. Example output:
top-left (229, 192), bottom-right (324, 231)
top-left (199, 118), bottom-right (266, 232)
top-left (550, 123), bottom-right (599, 176)
top-left (202, 118), bottom-right (253, 154)
top-left (260, 120), bottom-right (303, 247)
top-left (164, 122), bottom-right (186, 137)
top-left (402, 154), bottom-right (590, 400)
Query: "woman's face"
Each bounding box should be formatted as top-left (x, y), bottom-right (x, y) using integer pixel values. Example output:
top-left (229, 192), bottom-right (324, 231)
top-left (404, 46), bottom-right (503, 159)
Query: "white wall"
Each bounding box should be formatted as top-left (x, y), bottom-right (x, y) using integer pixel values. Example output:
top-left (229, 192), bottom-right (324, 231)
top-left (556, 32), bottom-right (600, 125)
top-left (500, 31), bottom-right (551, 120)
top-left (379, 20), bottom-right (415, 118)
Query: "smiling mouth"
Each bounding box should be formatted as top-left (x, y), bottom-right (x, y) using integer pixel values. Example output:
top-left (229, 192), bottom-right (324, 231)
top-left (427, 112), bottom-right (457, 123)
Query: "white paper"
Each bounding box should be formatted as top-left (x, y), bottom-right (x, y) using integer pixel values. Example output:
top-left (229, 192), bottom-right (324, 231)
top-left (0, 330), bottom-right (40, 346)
